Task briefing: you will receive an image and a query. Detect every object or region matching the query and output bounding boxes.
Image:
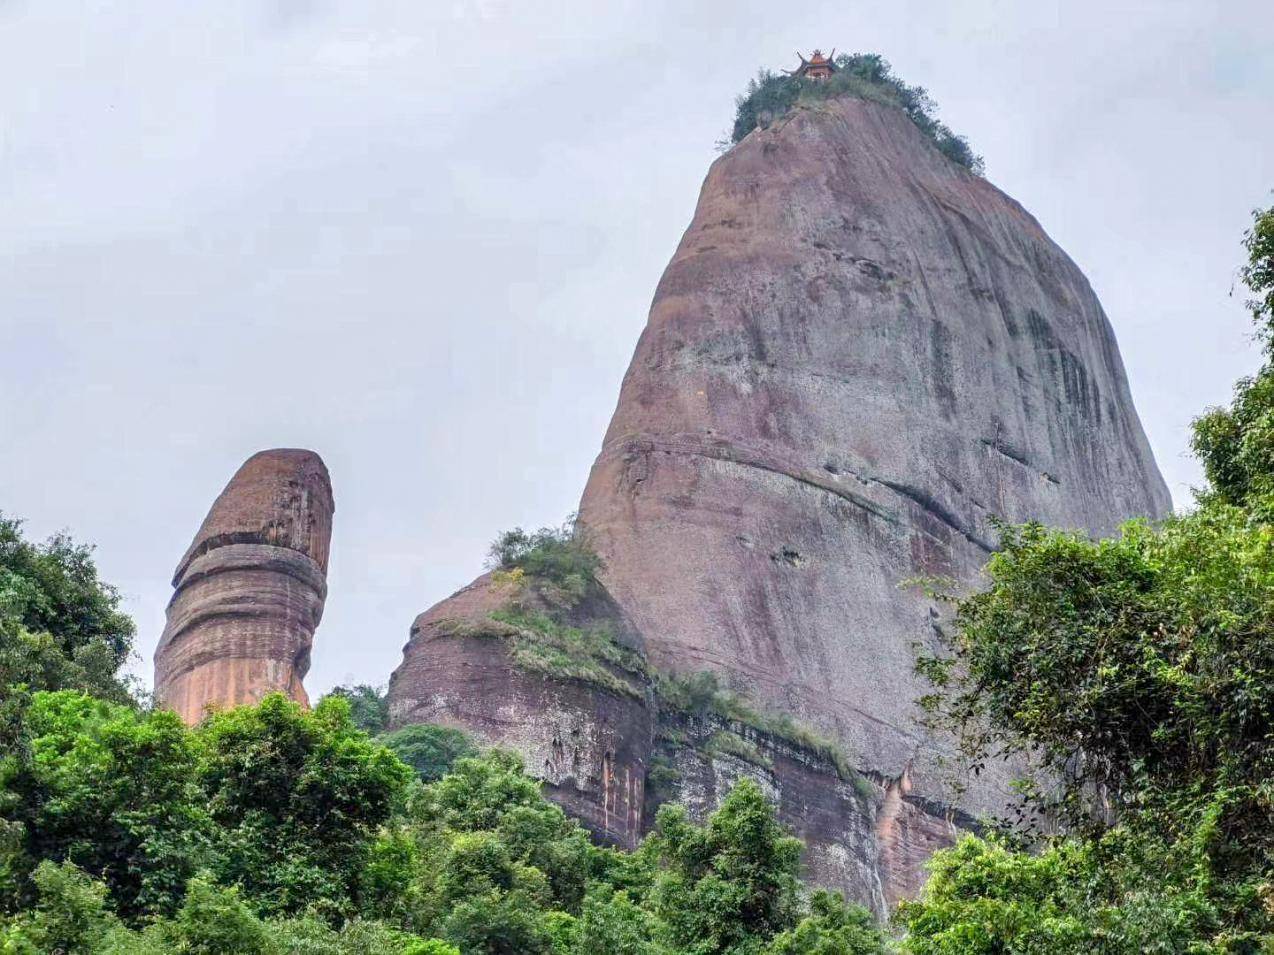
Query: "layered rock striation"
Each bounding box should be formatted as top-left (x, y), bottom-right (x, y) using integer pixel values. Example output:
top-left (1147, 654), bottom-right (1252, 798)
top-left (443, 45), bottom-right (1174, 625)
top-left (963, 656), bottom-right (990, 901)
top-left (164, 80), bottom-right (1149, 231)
top-left (389, 571), bottom-right (654, 848)
top-left (576, 95), bottom-right (1172, 876)
top-left (389, 96), bottom-right (1171, 905)
top-left (154, 449), bottom-right (334, 725)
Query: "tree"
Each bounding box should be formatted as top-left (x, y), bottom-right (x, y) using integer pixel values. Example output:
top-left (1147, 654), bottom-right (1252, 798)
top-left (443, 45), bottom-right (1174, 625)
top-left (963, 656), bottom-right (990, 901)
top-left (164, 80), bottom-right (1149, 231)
top-left (0, 860), bottom-right (121, 954)
top-left (728, 53), bottom-right (982, 174)
top-left (416, 752), bottom-right (597, 916)
top-left (0, 515), bottom-right (135, 703)
top-left (380, 724), bottom-right (477, 782)
top-left (0, 691), bottom-right (209, 919)
top-left (767, 890), bottom-right (891, 954)
top-left (572, 889), bottom-right (669, 955)
top-left (0, 515), bottom-right (134, 667)
top-left (649, 779), bottom-right (804, 954)
top-left (906, 201), bottom-right (1274, 951)
top-left (324, 684), bottom-right (390, 736)
top-left (194, 693), bottom-right (414, 920)
top-left (1193, 205), bottom-right (1274, 517)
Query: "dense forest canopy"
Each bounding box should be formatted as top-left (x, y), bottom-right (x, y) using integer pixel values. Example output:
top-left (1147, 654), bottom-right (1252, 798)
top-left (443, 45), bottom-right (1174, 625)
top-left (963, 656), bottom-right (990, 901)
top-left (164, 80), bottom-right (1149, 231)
top-left (0, 516), bottom-right (891, 953)
top-left (730, 53), bottom-right (983, 175)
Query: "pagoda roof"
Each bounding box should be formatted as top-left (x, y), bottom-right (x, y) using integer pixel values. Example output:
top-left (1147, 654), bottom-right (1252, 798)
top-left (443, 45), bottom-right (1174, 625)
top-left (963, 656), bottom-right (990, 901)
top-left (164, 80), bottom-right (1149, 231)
top-left (784, 49), bottom-right (838, 77)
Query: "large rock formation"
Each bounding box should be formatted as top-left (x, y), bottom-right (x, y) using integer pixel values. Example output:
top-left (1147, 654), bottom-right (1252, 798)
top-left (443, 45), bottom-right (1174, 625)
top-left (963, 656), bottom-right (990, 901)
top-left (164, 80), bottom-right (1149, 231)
top-left (154, 449), bottom-right (334, 725)
top-left (392, 571), bottom-right (653, 847)
top-left (389, 96), bottom-right (1171, 907)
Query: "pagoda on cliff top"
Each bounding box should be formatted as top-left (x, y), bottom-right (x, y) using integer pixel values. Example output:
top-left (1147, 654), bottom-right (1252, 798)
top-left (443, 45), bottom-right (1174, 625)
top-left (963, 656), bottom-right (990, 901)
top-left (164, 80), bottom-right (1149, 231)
top-left (786, 49), bottom-right (837, 81)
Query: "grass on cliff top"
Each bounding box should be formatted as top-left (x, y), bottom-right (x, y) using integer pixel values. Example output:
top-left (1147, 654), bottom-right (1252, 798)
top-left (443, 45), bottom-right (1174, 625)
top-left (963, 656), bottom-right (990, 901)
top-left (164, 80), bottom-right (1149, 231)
top-left (658, 670), bottom-right (874, 800)
top-left (730, 51), bottom-right (983, 175)
top-left (489, 606), bottom-right (649, 701)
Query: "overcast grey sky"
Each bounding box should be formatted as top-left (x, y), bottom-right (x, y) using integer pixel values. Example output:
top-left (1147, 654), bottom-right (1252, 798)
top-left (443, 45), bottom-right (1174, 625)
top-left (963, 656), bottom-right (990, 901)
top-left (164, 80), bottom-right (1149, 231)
top-left (2, 1), bottom-right (1271, 695)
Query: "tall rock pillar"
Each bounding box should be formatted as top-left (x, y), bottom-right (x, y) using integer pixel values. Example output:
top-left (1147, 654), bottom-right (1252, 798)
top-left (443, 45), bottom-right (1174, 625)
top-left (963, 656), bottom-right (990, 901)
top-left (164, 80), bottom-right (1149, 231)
top-left (154, 449), bottom-right (334, 725)
top-left (389, 95), bottom-right (1172, 905)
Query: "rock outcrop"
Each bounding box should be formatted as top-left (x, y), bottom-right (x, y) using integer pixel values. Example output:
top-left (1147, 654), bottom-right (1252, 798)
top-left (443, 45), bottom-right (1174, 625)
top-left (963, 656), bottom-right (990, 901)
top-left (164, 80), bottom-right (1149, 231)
top-left (154, 449), bottom-right (334, 725)
top-left (388, 96), bottom-right (1171, 905)
top-left (389, 572), bottom-right (654, 847)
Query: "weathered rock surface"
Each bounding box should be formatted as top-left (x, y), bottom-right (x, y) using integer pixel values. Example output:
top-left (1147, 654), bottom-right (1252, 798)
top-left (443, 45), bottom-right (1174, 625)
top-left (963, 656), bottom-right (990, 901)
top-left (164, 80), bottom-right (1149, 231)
top-left (647, 715), bottom-right (898, 916)
top-left (154, 449), bottom-right (334, 725)
top-left (389, 96), bottom-right (1171, 904)
top-left (579, 95), bottom-right (1170, 809)
top-left (388, 572), bottom-right (653, 846)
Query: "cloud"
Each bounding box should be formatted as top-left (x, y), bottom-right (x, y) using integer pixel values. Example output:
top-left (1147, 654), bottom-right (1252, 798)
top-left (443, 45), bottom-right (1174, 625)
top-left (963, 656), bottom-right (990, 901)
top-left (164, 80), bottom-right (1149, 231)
top-left (314, 33), bottom-right (423, 71)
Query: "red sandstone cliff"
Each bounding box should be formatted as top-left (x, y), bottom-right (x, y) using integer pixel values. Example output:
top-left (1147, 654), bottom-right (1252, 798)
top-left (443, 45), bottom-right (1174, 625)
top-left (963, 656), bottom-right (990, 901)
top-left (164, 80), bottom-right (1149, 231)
top-left (388, 97), bottom-right (1171, 908)
top-left (154, 449), bottom-right (334, 725)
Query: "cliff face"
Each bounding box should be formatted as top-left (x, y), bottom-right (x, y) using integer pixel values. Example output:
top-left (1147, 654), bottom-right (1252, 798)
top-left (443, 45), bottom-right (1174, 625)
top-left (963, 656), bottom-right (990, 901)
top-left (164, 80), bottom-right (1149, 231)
top-left (154, 449), bottom-right (334, 725)
top-left (389, 97), bottom-right (1171, 905)
top-left (389, 572), bottom-right (654, 848)
top-left (579, 96), bottom-right (1170, 803)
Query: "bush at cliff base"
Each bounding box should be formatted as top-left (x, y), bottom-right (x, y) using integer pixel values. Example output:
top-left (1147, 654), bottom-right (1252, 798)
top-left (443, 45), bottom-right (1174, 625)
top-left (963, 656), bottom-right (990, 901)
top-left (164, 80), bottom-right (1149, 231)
top-left (900, 203), bottom-right (1274, 952)
top-left (0, 706), bottom-right (891, 953)
top-left (0, 512), bottom-right (893, 954)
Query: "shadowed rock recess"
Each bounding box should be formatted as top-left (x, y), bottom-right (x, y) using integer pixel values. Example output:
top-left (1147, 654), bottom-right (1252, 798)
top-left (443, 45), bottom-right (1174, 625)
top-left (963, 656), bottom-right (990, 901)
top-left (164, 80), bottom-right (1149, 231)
top-left (155, 449), bottom-right (334, 725)
top-left (388, 97), bottom-right (1171, 911)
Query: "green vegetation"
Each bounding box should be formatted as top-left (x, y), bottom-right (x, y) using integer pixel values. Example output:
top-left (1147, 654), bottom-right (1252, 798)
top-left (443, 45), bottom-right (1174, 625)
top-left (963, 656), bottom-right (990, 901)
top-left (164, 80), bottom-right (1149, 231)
top-left (315, 685), bottom-right (477, 783)
top-left (901, 202), bottom-right (1274, 951)
top-left (0, 515), bottom-right (885, 953)
top-left (491, 607), bottom-right (649, 700)
top-left (326, 683), bottom-right (390, 736)
top-left (730, 53), bottom-right (983, 174)
top-left (485, 522), bottom-right (875, 794)
top-left (483, 520), bottom-right (875, 796)
top-left (475, 518), bottom-right (650, 698)
top-left (10, 202), bottom-right (1273, 951)
top-left (0, 513), bottom-right (136, 704)
top-left (488, 516), bottom-right (601, 610)
top-left (379, 724), bottom-right (478, 783)
top-left (703, 730), bottom-right (773, 770)
top-left (658, 671), bottom-right (871, 797)
top-left (0, 697), bottom-right (887, 953)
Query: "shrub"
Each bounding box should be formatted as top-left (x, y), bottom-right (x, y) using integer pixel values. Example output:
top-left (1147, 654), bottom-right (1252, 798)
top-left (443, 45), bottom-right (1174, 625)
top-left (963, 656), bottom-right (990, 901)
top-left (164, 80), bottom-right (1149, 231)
top-left (730, 52), bottom-right (983, 174)
top-left (487, 516), bottom-right (601, 609)
top-left (380, 723), bottom-right (478, 782)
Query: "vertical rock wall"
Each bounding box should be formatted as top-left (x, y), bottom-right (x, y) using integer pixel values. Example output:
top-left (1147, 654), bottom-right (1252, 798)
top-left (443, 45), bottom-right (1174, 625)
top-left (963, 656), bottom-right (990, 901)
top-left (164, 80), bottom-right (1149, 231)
top-left (388, 572), bottom-right (653, 848)
top-left (154, 449), bottom-right (334, 725)
top-left (578, 96), bottom-right (1171, 826)
top-left (389, 95), bottom-right (1172, 905)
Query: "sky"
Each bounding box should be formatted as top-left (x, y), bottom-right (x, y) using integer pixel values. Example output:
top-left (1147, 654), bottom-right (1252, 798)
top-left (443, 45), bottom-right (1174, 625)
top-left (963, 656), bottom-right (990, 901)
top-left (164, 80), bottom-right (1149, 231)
top-left (2, 1), bottom-right (1271, 695)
